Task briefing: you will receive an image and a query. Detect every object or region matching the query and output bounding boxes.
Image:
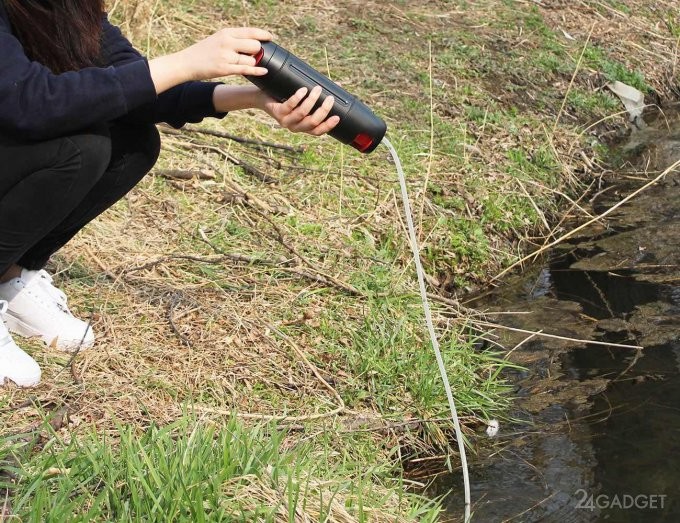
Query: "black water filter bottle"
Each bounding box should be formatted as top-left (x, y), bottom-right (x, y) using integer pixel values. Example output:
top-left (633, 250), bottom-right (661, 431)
top-left (246, 42), bottom-right (387, 154)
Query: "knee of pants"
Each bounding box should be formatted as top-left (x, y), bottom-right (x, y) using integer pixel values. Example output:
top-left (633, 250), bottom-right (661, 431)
top-left (136, 124), bottom-right (162, 174)
top-left (143, 125), bottom-right (162, 161)
top-left (120, 124), bottom-right (162, 175)
top-left (61, 129), bottom-right (113, 188)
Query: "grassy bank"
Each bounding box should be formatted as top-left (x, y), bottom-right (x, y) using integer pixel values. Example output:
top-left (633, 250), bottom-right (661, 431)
top-left (2, 414), bottom-right (441, 521)
top-left (2, 1), bottom-right (678, 520)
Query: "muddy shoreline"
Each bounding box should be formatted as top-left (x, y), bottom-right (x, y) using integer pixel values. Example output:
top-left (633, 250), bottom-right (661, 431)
top-left (431, 117), bottom-right (680, 521)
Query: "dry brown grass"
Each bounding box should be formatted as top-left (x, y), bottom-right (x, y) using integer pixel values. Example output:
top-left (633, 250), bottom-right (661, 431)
top-left (539, 0), bottom-right (680, 99)
top-left (6, 0), bottom-right (679, 435)
top-left (3, 3), bottom-right (680, 519)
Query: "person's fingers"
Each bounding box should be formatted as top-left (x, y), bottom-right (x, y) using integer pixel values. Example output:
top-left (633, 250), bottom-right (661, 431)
top-left (290, 95), bottom-right (335, 132)
top-left (309, 95), bottom-right (335, 126)
top-left (235, 54), bottom-right (257, 67)
top-left (291, 96), bottom-right (335, 133)
top-left (230, 38), bottom-right (262, 55)
top-left (228, 65), bottom-right (268, 76)
top-left (282, 86), bottom-right (322, 126)
top-left (227, 27), bottom-right (273, 41)
top-left (308, 115), bottom-right (341, 136)
top-left (279, 87), bottom-right (308, 114)
top-left (298, 86), bottom-right (322, 116)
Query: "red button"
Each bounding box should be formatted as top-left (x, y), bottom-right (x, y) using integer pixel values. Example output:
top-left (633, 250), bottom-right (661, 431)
top-left (352, 133), bottom-right (374, 152)
top-left (254, 48), bottom-right (265, 65)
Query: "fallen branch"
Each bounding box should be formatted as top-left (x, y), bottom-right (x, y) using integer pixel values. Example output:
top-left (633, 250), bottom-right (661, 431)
top-left (168, 292), bottom-right (193, 348)
top-left (250, 207), bottom-right (365, 296)
top-left (154, 169), bottom-right (214, 180)
top-left (182, 124), bottom-right (305, 153)
top-left (125, 253), bottom-right (285, 274)
top-left (124, 253), bottom-right (363, 297)
top-left (163, 144), bottom-right (278, 213)
top-left (467, 319), bottom-right (643, 350)
top-left (171, 139), bottom-right (278, 184)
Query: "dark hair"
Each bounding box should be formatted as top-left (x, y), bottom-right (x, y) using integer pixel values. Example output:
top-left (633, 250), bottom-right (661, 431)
top-left (4, 0), bottom-right (104, 74)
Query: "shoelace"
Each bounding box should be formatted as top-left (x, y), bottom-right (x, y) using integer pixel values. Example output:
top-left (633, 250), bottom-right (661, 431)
top-left (28, 271), bottom-right (72, 314)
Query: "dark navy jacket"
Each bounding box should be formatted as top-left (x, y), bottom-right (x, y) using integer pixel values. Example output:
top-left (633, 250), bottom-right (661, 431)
top-left (0, 4), bottom-right (225, 141)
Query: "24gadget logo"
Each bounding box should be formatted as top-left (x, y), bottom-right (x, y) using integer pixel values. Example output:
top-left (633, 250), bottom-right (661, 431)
top-left (575, 489), bottom-right (667, 511)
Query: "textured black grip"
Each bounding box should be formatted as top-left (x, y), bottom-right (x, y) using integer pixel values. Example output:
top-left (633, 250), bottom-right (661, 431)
top-left (246, 42), bottom-right (386, 153)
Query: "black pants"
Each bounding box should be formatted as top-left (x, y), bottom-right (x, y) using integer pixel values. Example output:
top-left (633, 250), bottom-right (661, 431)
top-left (0, 123), bottom-right (161, 277)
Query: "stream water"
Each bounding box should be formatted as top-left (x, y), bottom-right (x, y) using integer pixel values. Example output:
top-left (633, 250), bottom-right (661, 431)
top-left (433, 119), bottom-right (680, 522)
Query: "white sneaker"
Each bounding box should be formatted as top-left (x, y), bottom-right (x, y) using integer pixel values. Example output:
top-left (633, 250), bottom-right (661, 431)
top-left (0, 301), bottom-right (41, 387)
top-left (0, 269), bottom-right (94, 352)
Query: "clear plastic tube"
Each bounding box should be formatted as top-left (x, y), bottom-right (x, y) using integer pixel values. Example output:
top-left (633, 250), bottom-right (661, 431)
top-left (382, 136), bottom-right (471, 522)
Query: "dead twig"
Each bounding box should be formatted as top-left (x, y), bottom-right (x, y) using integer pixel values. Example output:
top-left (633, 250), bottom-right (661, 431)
top-left (551, 23), bottom-right (595, 137)
top-left (182, 124), bottom-right (305, 153)
top-left (467, 319), bottom-right (643, 350)
top-left (171, 139), bottom-right (278, 184)
top-left (53, 313), bottom-right (94, 385)
top-left (125, 253), bottom-right (283, 273)
top-left (168, 292), bottom-right (193, 348)
top-left (154, 169), bottom-right (214, 181)
top-left (164, 144), bottom-right (278, 213)
top-left (124, 252), bottom-right (364, 297)
top-left (250, 207), bottom-right (364, 296)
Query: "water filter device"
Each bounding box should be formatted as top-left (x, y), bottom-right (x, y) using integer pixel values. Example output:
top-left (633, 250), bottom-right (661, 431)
top-left (247, 42), bottom-right (471, 522)
top-left (246, 42), bottom-right (387, 154)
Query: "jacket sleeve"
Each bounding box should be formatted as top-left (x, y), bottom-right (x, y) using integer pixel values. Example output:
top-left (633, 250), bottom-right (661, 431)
top-left (101, 16), bottom-right (227, 128)
top-left (0, 9), bottom-right (157, 141)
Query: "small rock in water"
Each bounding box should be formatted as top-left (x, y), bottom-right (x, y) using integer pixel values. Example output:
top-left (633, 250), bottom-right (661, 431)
top-left (486, 419), bottom-right (500, 438)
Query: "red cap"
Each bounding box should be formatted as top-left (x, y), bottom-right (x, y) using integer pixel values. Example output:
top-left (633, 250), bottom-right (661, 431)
top-left (254, 48), bottom-right (265, 66)
top-left (352, 133), bottom-right (374, 152)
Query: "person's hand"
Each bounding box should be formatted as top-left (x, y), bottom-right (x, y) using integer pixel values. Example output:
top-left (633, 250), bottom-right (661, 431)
top-left (149, 27), bottom-right (272, 94)
top-left (180, 27), bottom-right (273, 80)
top-left (259, 86), bottom-right (340, 136)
